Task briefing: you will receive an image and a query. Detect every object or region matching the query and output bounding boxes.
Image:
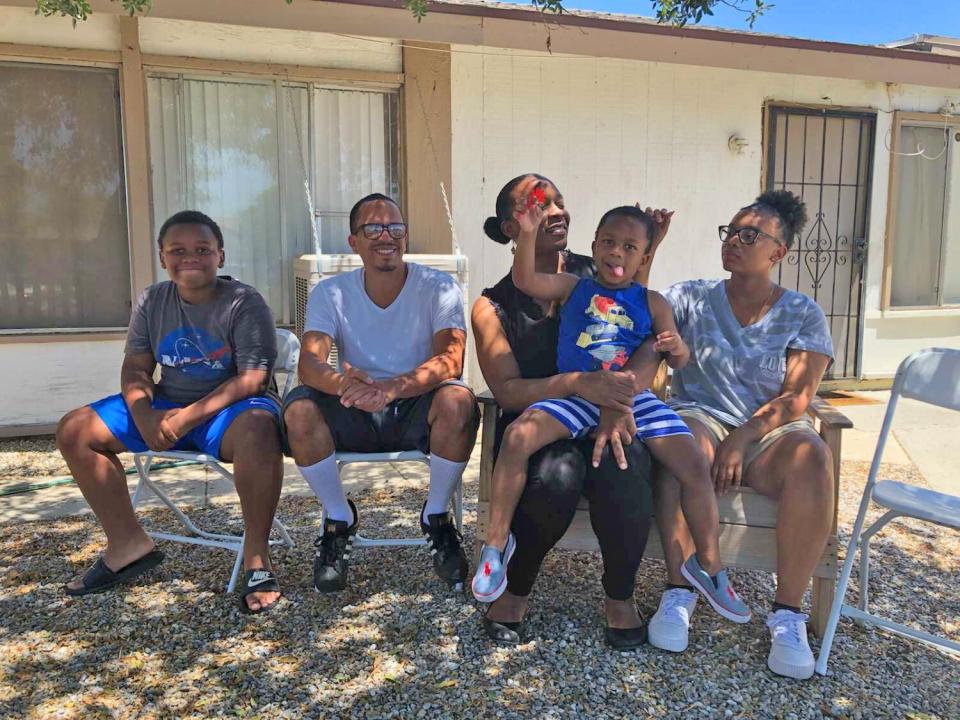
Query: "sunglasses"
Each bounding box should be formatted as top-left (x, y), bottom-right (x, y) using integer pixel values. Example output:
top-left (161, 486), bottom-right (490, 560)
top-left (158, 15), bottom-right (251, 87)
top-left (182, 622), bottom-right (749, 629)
top-left (718, 225), bottom-right (781, 245)
top-left (358, 223), bottom-right (407, 240)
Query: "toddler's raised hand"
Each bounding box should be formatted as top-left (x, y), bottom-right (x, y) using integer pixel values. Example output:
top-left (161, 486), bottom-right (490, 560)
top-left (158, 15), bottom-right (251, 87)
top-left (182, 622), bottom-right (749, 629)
top-left (514, 200), bottom-right (545, 235)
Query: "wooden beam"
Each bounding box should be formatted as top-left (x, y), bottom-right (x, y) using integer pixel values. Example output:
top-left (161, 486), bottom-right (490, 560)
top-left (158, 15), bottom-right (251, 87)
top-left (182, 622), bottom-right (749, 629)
top-left (140, 54), bottom-right (403, 87)
top-left (402, 41), bottom-right (453, 254)
top-left (0, 42), bottom-right (119, 65)
top-left (118, 16), bottom-right (154, 298)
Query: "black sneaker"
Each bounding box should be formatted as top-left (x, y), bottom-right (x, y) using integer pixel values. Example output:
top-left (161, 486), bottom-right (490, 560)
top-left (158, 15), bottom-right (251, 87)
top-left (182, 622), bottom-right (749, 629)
top-left (313, 500), bottom-right (358, 593)
top-left (420, 506), bottom-right (468, 591)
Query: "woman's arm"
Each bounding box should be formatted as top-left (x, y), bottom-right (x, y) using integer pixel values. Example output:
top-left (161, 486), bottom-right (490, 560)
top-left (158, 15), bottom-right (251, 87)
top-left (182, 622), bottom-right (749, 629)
top-left (471, 297), bottom-right (635, 414)
top-left (633, 207), bottom-right (674, 287)
top-left (741, 349), bottom-right (831, 438)
top-left (712, 348), bottom-right (831, 493)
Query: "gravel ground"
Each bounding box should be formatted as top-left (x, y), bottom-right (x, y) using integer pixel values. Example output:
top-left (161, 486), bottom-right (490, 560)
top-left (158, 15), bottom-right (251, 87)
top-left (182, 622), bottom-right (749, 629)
top-left (0, 437), bottom-right (75, 481)
top-left (0, 454), bottom-right (957, 719)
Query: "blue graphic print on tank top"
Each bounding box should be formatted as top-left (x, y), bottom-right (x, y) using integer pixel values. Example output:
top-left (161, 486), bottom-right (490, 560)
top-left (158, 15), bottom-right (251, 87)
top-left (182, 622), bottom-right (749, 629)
top-left (556, 278), bottom-right (654, 373)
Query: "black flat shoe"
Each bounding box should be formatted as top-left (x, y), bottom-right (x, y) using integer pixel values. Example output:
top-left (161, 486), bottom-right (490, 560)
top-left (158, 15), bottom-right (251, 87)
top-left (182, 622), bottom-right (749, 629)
top-left (604, 623), bottom-right (647, 650)
top-left (483, 616), bottom-right (523, 645)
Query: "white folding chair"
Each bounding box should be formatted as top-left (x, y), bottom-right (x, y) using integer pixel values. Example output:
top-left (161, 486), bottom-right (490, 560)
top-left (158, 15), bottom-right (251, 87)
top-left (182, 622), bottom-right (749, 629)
top-left (815, 348), bottom-right (960, 675)
top-left (323, 355), bottom-right (465, 568)
top-left (330, 450), bottom-right (464, 549)
top-left (130, 328), bottom-right (300, 593)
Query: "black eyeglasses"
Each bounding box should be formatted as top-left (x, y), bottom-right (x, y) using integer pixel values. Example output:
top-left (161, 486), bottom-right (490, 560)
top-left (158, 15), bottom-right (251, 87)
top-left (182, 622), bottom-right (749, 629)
top-left (718, 225), bottom-right (781, 245)
top-left (358, 223), bottom-right (407, 240)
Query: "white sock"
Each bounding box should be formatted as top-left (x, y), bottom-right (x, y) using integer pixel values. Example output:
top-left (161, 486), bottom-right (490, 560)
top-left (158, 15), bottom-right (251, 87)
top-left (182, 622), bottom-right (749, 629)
top-left (423, 454), bottom-right (467, 522)
top-left (298, 454), bottom-right (353, 523)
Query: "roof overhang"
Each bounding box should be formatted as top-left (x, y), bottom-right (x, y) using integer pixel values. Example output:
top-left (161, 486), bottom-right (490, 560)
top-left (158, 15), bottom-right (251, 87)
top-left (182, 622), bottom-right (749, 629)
top-left (16, 0), bottom-right (959, 89)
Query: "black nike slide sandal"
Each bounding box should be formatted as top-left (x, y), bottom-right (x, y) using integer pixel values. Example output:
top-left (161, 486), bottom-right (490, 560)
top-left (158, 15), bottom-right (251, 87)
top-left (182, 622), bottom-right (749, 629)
top-left (238, 568), bottom-right (282, 615)
top-left (64, 549), bottom-right (165, 597)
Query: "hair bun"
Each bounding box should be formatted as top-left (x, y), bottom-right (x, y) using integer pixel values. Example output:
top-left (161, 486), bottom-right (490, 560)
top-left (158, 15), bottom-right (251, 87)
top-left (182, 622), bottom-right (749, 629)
top-left (483, 216), bottom-right (511, 244)
top-left (755, 189), bottom-right (808, 237)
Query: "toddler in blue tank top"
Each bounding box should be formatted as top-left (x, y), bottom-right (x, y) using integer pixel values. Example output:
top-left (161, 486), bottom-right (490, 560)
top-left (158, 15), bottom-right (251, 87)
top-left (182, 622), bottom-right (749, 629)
top-left (556, 277), bottom-right (653, 374)
top-left (473, 184), bottom-right (751, 633)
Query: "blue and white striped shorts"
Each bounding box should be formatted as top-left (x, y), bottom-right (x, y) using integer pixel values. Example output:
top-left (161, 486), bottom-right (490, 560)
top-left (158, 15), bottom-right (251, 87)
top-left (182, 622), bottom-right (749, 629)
top-left (529, 390), bottom-right (693, 441)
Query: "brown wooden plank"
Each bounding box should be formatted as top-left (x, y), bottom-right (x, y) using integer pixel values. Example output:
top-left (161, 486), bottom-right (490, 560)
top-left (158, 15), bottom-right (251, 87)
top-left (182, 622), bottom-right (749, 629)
top-left (0, 42), bottom-right (119, 65)
top-left (139, 54), bottom-right (403, 87)
top-left (401, 42), bottom-right (452, 254)
top-left (571, 487), bottom-right (779, 527)
top-left (809, 396), bottom-right (854, 429)
top-left (118, 17), bottom-right (155, 298)
top-left (478, 405), bottom-right (497, 504)
top-left (810, 575), bottom-right (836, 638)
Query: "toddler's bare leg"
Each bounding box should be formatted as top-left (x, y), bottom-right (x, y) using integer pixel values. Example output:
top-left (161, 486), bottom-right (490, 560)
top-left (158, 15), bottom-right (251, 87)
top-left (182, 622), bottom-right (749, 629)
top-left (486, 409), bottom-right (571, 550)
top-left (646, 434), bottom-right (722, 575)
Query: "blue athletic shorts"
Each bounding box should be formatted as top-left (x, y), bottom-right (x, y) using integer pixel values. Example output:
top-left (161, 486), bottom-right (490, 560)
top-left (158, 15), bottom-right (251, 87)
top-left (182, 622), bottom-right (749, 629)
top-left (90, 393), bottom-right (281, 460)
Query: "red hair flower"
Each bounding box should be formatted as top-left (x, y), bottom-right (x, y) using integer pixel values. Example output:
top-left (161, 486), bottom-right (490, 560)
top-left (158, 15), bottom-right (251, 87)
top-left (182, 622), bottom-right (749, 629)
top-left (525, 185), bottom-right (547, 210)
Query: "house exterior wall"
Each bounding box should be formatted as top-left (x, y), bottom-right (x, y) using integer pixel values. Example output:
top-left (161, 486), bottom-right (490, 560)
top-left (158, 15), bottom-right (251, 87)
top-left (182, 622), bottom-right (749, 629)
top-left (450, 48), bottom-right (960, 383)
top-left (3, 3), bottom-right (960, 431)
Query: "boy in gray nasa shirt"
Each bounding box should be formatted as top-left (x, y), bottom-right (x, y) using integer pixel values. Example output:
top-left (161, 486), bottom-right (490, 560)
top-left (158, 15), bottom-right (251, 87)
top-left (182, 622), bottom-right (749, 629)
top-left (58, 211), bottom-right (284, 611)
top-left (126, 276), bottom-right (277, 406)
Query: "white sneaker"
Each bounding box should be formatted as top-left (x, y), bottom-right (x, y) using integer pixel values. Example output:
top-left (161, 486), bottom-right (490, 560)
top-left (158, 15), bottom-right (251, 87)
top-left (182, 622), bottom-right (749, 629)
top-left (766, 609), bottom-right (815, 679)
top-left (648, 588), bottom-right (698, 652)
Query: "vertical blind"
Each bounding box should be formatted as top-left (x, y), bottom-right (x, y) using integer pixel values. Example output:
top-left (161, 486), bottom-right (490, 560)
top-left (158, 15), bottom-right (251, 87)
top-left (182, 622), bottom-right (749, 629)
top-left (891, 125), bottom-right (948, 307)
top-left (0, 64), bottom-right (130, 330)
top-left (147, 76), bottom-right (400, 323)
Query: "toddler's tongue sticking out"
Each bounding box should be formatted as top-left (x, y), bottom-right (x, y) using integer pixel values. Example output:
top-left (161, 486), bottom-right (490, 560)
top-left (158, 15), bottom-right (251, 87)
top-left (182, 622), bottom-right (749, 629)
top-left (611, 265), bottom-right (624, 279)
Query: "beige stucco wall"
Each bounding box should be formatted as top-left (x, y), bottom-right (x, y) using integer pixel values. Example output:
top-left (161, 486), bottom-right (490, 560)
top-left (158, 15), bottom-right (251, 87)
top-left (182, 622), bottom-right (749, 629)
top-left (0, 340), bottom-right (125, 427)
top-left (450, 47), bottom-right (960, 383)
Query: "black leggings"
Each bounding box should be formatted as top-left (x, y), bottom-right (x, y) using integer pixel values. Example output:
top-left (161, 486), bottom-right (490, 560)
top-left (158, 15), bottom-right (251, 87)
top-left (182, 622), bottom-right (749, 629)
top-left (505, 437), bottom-right (653, 601)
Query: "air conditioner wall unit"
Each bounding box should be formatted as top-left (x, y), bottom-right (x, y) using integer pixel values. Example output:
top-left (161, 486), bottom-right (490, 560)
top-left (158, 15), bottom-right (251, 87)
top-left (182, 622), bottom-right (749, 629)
top-left (294, 253), bottom-right (469, 379)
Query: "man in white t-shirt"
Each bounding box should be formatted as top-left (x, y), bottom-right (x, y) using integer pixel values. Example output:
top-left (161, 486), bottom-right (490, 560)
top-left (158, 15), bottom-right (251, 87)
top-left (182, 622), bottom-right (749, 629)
top-left (283, 193), bottom-right (479, 594)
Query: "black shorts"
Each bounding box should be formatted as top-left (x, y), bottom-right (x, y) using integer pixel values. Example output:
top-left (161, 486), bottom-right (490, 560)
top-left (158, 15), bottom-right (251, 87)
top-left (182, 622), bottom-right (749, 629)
top-left (282, 380), bottom-right (477, 454)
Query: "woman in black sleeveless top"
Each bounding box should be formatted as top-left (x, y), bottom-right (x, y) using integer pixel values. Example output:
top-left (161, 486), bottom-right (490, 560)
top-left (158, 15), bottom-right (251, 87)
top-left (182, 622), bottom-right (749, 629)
top-left (472, 173), bottom-right (669, 648)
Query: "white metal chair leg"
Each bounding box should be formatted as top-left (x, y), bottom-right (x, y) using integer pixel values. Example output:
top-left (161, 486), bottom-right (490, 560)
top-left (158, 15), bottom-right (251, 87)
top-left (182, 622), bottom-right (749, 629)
top-left (329, 454), bottom-right (464, 549)
top-left (856, 510), bottom-right (899, 613)
top-left (815, 540), bottom-right (859, 674)
top-left (858, 536), bottom-right (870, 613)
top-left (454, 479), bottom-right (463, 529)
top-left (227, 538), bottom-right (245, 594)
top-left (132, 455), bottom-right (296, 594)
top-left (272, 517), bottom-right (296, 549)
top-left (816, 478), bottom-right (878, 675)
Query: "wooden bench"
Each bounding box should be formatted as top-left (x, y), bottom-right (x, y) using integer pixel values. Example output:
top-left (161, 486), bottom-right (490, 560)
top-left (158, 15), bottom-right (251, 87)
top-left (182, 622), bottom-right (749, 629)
top-left (476, 388), bottom-right (852, 637)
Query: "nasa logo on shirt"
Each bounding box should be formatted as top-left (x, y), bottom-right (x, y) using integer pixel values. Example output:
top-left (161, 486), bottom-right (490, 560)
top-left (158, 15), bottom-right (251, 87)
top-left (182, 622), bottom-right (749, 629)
top-left (157, 327), bottom-right (232, 380)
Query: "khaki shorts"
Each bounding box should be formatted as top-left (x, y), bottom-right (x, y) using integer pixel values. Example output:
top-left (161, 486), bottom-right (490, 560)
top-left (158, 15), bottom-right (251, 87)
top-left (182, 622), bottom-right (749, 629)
top-left (674, 405), bottom-right (820, 472)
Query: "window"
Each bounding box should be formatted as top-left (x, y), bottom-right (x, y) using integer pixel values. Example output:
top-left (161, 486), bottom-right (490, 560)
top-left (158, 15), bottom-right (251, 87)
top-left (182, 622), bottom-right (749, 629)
top-left (888, 116), bottom-right (960, 308)
top-left (147, 75), bottom-right (401, 323)
top-left (0, 63), bottom-right (130, 331)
